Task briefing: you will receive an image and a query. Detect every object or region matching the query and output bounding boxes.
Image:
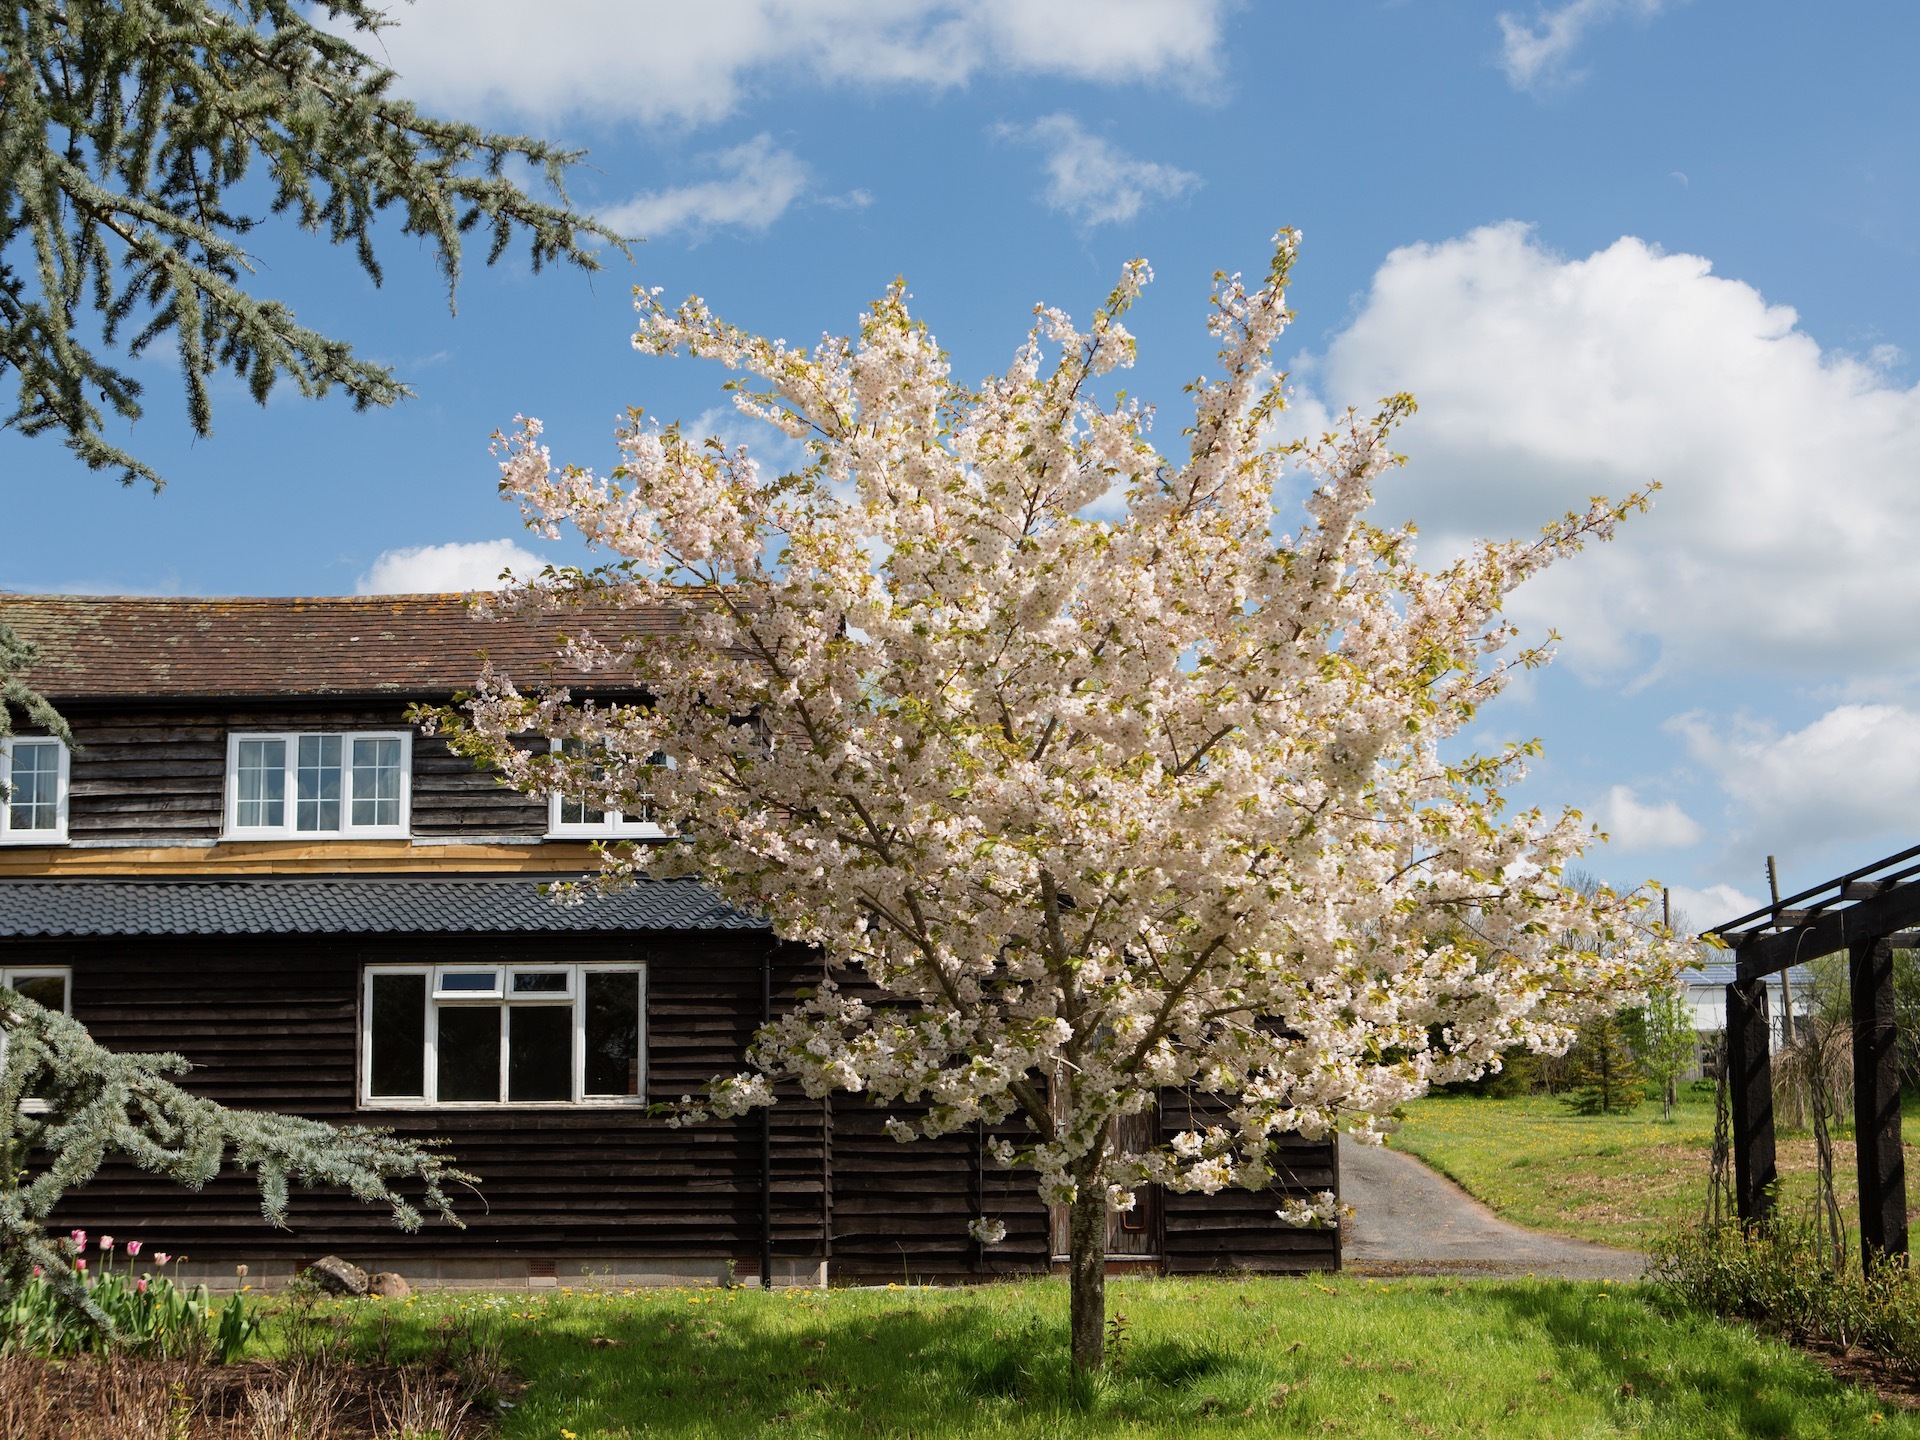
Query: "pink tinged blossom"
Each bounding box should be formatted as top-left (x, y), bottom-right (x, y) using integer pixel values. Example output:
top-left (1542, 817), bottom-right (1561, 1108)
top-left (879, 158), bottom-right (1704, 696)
top-left (69, 1229), bottom-right (85, 1252)
top-left (155, 1253), bottom-right (171, 1267)
top-left (456, 228), bottom-right (1681, 1266)
top-left (31, 1266), bottom-right (41, 1278)
top-left (125, 1240), bottom-right (141, 1257)
top-left (136, 1277), bottom-right (148, 1294)
top-left (100, 1235), bottom-right (114, 1251)
top-left (74, 1259), bottom-right (86, 1272)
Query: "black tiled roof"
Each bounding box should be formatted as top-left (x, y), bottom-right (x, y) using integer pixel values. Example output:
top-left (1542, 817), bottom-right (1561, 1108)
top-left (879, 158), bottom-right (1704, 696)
top-left (0, 877), bottom-right (767, 937)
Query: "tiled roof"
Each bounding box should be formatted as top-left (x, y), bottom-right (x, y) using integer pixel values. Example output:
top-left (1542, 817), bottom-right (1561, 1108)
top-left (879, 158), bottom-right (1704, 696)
top-left (0, 593), bottom-right (680, 700)
top-left (0, 877), bottom-right (768, 936)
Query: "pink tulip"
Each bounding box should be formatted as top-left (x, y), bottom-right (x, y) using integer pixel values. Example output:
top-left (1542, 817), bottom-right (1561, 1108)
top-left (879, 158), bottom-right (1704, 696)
top-left (69, 1229), bottom-right (86, 1252)
top-left (136, 1278), bottom-right (148, 1294)
top-left (74, 1259), bottom-right (86, 1272)
top-left (155, 1252), bottom-right (170, 1267)
top-left (100, 1235), bottom-right (114, 1251)
top-left (125, 1241), bottom-right (142, 1257)
top-left (31, 1265), bottom-right (42, 1278)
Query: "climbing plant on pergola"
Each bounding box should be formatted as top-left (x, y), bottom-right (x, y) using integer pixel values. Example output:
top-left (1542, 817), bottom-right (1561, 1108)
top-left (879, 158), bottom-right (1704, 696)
top-left (1707, 846), bottom-right (1920, 1270)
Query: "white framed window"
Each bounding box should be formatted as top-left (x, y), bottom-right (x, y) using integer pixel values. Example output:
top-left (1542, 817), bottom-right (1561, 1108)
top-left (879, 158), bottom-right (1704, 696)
top-left (360, 962), bottom-right (646, 1108)
top-left (2, 968), bottom-right (70, 1015)
top-left (1, 968), bottom-right (73, 1112)
top-left (546, 739), bottom-right (669, 839)
top-left (223, 731), bottom-right (411, 839)
top-left (0, 738), bottom-right (70, 845)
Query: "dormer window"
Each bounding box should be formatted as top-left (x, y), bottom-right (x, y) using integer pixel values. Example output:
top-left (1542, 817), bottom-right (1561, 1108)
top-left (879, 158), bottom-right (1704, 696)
top-left (0, 739), bottom-right (69, 844)
top-left (224, 731), bottom-right (411, 839)
top-left (546, 739), bottom-right (669, 840)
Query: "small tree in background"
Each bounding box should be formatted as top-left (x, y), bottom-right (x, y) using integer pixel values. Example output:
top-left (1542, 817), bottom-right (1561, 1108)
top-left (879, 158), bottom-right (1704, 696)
top-left (438, 231), bottom-right (1679, 1372)
top-left (1630, 984), bottom-right (1697, 1120)
top-left (0, 989), bottom-right (471, 1332)
top-left (1563, 1010), bottom-right (1647, 1115)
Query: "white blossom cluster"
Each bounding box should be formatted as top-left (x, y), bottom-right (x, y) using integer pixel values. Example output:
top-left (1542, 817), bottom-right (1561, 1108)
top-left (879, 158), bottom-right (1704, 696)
top-left (1274, 1192), bottom-right (1346, 1229)
top-left (438, 231), bottom-right (1681, 1246)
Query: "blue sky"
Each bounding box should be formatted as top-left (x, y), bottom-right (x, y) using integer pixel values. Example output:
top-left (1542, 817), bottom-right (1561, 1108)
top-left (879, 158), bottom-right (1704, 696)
top-left (6, 0), bottom-right (1920, 925)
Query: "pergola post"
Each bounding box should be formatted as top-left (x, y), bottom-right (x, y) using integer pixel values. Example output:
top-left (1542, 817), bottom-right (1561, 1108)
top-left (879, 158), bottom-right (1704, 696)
top-left (1851, 933), bottom-right (1908, 1268)
top-left (1727, 974), bottom-right (1777, 1226)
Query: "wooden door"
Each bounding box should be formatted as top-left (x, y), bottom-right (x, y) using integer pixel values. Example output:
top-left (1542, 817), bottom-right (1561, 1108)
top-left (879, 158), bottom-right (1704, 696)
top-left (1049, 1104), bottom-right (1161, 1260)
top-left (1108, 1108), bottom-right (1160, 1255)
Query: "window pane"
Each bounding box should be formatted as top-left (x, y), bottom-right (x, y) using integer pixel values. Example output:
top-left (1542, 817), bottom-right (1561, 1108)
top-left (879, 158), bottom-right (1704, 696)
top-left (11, 975), bottom-right (65, 1006)
top-left (559, 795), bottom-right (604, 825)
top-left (296, 735), bottom-right (342, 832)
top-left (436, 1006), bottom-right (501, 1102)
top-left (6, 970), bottom-right (68, 1104)
top-left (369, 974), bottom-right (426, 1098)
top-left (584, 971), bottom-right (641, 1097)
top-left (11, 974), bottom-right (66, 1012)
top-left (7, 743), bottom-right (60, 832)
top-left (236, 739), bottom-right (286, 827)
top-left (512, 971), bottom-right (568, 994)
top-left (351, 737), bottom-right (403, 828)
top-left (438, 971), bottom-right (500, 995)
top-left (508, 1006), bottom-right (572, 1102)
top-left (558, 739), bottom-right (604, 825)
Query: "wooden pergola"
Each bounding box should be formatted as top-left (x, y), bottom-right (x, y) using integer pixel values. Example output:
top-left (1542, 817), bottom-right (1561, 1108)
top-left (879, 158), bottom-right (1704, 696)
top-left (1705, 845), bottom-right (1919, 1271)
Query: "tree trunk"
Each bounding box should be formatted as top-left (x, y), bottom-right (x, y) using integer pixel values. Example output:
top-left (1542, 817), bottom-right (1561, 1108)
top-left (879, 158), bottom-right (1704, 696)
top-left (1068, 1172), bottom-right (1108, 1373)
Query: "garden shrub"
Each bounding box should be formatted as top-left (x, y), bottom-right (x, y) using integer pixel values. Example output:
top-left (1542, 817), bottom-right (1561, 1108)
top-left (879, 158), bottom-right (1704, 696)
top-left (1655, 1219), bottom-right (1920, 1376)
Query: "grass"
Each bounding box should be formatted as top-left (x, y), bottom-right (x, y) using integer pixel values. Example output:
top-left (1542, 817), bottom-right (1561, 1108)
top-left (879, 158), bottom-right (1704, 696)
top-left (282, 1275), bottom-right (1918, 1438)
top-left (1389, 1083), bottom-right (1920, 1249)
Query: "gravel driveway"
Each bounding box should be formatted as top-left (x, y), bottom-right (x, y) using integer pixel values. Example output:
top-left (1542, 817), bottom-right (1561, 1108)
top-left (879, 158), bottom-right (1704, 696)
top-left (1339, 1136), bottom-right (1646, 1280)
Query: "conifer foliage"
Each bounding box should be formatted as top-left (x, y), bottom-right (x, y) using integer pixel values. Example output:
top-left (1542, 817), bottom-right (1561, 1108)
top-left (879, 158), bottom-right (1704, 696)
top-left (0, 988), bottom-right (471, 1332)
top-left (1, 0), bottom-right (625, 490)
top-left (1562, 1010), bottom-right (1646, 1115)
top-left (0, 623), bottom-right (68, 751)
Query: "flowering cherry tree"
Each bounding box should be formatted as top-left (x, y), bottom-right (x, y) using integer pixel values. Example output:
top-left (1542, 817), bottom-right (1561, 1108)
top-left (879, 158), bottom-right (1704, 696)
top-left (438, 232), bottom-right (1677, 1371)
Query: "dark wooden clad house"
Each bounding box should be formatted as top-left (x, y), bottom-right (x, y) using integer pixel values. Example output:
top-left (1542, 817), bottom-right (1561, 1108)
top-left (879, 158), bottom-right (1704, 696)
top-left (0, 595), bottom-right (1340, 1289)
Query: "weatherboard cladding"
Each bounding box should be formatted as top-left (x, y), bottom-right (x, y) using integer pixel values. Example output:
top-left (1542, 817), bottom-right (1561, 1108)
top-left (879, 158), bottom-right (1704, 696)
top-left (0, 878), bottom-right (768, 937)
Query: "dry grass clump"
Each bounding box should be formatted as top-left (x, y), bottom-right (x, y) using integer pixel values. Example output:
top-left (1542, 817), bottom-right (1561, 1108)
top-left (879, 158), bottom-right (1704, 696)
top-left (0, 1352), bottom-right (488, 1438)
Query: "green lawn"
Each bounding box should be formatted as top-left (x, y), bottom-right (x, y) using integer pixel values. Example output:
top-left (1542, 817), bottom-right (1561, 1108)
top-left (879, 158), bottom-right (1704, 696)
top-left (294, 1276), bottom-right (1914, 1438)
top-left (1389, 1085), bottom-right (1920, 1249)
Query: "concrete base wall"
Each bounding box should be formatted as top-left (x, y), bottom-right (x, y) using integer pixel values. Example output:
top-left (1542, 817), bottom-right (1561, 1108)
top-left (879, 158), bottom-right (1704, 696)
top-left (172, 1256), bottom-right (830, 1295)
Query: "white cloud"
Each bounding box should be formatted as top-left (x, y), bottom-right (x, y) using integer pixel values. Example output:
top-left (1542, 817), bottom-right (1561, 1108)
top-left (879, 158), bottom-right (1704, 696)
top-left (1666, 883), bottom-right (1762, 934)
top-left (1299, 222), bottom-right (1920, 682)
top-left (600, 135), bottom-right (809, 239)
top-left (340, 1), bottom-right (1227, 127)
top-left (1497, 0), bottom-right (1670, 91)
top-left (1675, 703), bottom-right (1920, 860)
top-left (1595, 784), bottom-right (1702, 851)
top-left (357, 539), bottom-right (545, 595)
top-left (1000, 114), bottom-right (1199, 227)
